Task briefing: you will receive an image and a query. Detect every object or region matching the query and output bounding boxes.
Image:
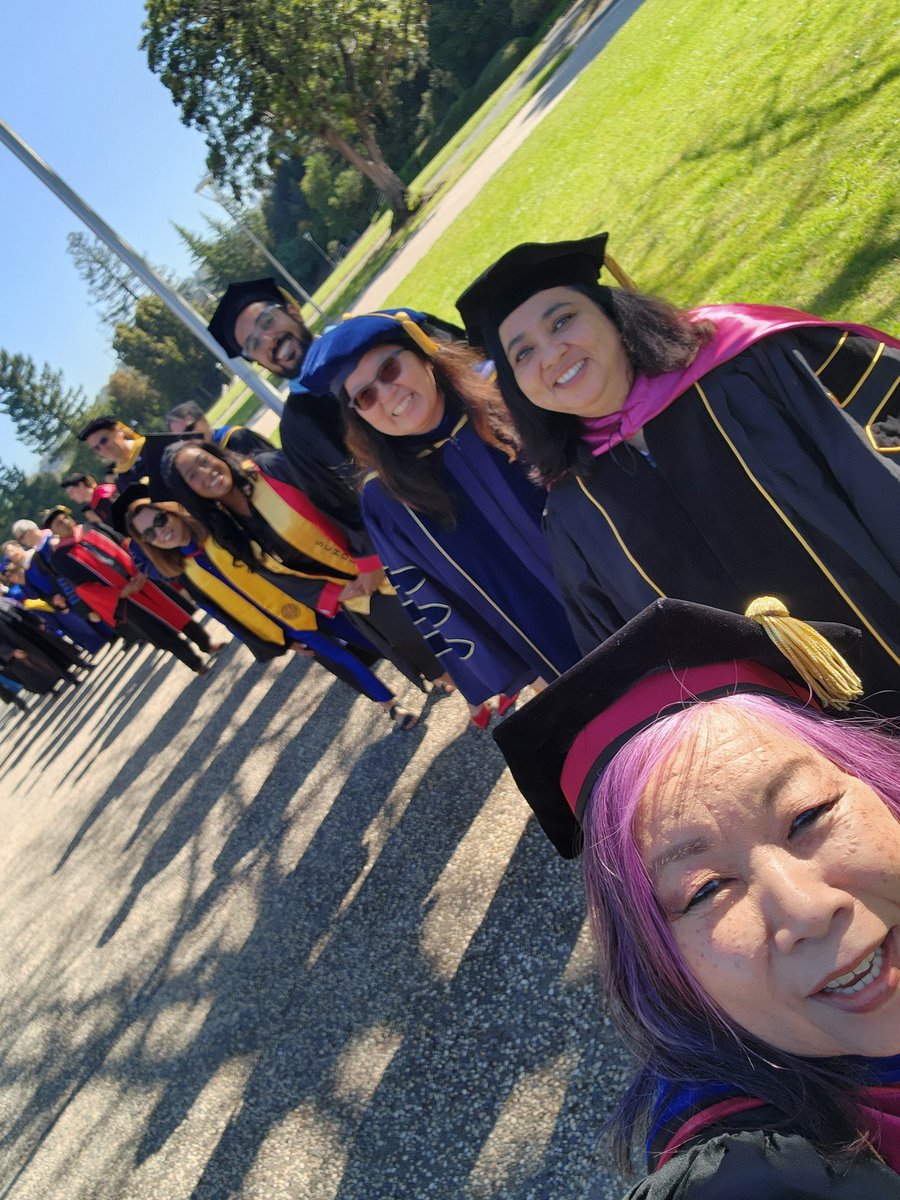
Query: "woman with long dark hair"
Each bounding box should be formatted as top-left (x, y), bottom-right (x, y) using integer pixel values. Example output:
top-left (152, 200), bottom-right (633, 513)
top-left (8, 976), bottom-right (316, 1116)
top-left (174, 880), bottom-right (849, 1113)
top-left (299, 310), bottom-right (582, 726)
top-left (457, 233), bottom-right (900, 714)
top-left (124, 492), bottom-right (421, 730)
top-left (495, 597), bottom-right (900, 1196)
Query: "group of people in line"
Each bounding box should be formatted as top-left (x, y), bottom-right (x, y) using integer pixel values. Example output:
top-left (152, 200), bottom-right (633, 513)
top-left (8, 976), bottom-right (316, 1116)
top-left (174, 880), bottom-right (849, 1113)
top-left (4, 231), bottom-right (900, 1196)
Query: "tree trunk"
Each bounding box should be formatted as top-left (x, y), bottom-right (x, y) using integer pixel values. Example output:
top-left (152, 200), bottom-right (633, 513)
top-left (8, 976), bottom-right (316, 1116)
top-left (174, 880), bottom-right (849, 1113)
top-left (319, 121), bottom-right (410, 225)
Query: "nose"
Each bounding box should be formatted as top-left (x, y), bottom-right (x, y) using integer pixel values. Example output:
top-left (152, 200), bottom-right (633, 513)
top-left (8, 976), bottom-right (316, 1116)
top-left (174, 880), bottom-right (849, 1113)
top-left (757, 853), bottom-right (852, 952)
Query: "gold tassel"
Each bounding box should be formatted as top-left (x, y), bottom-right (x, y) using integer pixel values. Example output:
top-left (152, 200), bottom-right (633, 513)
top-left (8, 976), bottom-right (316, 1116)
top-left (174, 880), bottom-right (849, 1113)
top-left (745, 596), bottom-right (863, 710)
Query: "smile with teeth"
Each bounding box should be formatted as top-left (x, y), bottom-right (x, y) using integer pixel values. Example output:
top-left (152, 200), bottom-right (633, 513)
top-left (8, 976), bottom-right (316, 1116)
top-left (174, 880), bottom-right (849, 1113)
top-left (556, 360), bottom-right (586, 386)
top-left (392, 394), bottom-right (413, 417)
top-left (821, 946), bottom-right (884, 995)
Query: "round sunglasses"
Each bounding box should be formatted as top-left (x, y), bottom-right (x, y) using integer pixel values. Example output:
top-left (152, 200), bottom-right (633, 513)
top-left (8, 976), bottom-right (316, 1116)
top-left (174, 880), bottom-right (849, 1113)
top-left (136, 509), bottom-right (171, 543)
top-left (347, 349), bottom-right (406, 412)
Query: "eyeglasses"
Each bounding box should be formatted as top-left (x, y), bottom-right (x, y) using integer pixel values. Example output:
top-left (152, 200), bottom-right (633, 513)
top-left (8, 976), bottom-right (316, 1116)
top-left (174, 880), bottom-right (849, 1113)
top-left (347, 349), bottom-right (405, 412)
top-left (137, 510), bottom-right (171, 543)
top-left (89, 434), bottom-right (112, 449)
top-left (241, 304), bottom-right (285, 358)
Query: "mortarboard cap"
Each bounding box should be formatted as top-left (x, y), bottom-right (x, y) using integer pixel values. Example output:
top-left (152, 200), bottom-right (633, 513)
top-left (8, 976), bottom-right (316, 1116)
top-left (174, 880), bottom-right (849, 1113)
top-left (300, 309), bottom-right (437, 398)
top-left (110, 483), bottom-right (152, 536)
top-left (60, 472), bottom-right (91, 488)
top-left (134, 431), bottom-right (204, 501)
top-left (493, 597), bottom-right (864, 858)
top-left (40, 504), bottom-right (73, 527)
top-left (456, 233), bottom-right (609, 349)
top-left (208, 278), bottom-right (294, 358)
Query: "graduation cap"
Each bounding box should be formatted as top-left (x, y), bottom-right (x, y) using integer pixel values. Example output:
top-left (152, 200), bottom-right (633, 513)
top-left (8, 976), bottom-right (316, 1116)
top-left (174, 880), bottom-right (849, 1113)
top-left (40, 504), bottom-right (73, 527)
top-left (455, 232), bottom-right (641, 350)
top-left (208, 277), bottom-right (296, 358)
top-left (109, 483), bottom-right (153, 536)
top-left (60, 472), bottom-right (92, 488)
top-left (300, 309), bottom-right (437, 398)
top-left (493, 597), bottom-right (864, 858)
top-left (132, 432), bottom-right (204, 501)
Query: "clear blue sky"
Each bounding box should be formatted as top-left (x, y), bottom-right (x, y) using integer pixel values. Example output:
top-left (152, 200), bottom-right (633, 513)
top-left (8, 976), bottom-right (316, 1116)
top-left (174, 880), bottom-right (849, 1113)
top-left (1, 2), bottom-right (221, 472)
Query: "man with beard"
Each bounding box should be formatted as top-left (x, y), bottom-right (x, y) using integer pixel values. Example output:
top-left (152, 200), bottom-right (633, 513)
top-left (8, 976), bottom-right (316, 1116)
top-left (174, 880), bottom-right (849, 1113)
top-left (207, 278), bottom-right (465, 565)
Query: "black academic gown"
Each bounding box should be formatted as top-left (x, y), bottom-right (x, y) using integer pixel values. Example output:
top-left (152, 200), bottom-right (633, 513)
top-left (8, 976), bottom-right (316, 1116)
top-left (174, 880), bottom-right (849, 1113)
top-left (543, 326), bottom-right (900, 714)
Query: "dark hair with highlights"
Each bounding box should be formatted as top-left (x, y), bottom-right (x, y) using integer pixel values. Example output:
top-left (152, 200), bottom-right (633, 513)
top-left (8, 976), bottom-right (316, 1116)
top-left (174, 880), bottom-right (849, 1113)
top-left (483, 285), bottom-right (715, 485)
top-left (342, 337), bottom-right (520, 525)
top-left (164, 441), bottom-right (265, 569)
top-left (125, 499), bottom-right (210, 579)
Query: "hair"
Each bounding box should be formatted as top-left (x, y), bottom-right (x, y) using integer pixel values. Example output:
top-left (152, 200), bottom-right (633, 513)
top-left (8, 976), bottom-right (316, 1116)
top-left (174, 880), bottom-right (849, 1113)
top-left (125, 499), bottom-right (210, 579)
top-left (342, 336), bottom-right (520, 525)
top-left (11, 520), bottom-right (39, 540)
top-left (581, 693), bottom-right (900, 1173)
top-left (482, 284), bottom-right (716, 485)
top-left (165, 400), bottom-right (206, 429)
top-left (164, 440), bottom-right (265, 569)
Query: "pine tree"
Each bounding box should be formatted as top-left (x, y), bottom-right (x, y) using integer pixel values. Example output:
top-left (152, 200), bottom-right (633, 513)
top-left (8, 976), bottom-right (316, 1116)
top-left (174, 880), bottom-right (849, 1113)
top-left (0, 351), bottom-right (87, 454)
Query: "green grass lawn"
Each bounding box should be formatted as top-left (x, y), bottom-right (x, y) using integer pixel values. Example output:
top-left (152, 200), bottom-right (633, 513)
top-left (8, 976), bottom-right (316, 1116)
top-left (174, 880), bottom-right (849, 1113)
top-left (387, 0), bottom-right (899, 333)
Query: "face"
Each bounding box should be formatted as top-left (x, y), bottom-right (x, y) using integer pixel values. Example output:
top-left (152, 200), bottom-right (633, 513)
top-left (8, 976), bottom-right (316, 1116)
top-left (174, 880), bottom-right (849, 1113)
top-left (234, 301), bottom-right (310, 377)
top-left (637, 709), bottom-right (900, 1057)
top-left (64, 481), bottom-right (93, 504)
top-left (344, 345), bottom-right (445, 438)
top-left (2, 543), bottom-right (26, 566)
top-left (50, 514), bottom-right (76, 538)
top-left (131, 507), bottom-right (189, 550)
top-left (168, 414), bottom-right (212, 439)
top-left (498, 286), bottom-right (633, 418)
top-left (85, 425), bottom-right (132, 465)
top-left (19, 528), bottom-right (41, 548)
top-left (174, 445), bottom-right (234, 499)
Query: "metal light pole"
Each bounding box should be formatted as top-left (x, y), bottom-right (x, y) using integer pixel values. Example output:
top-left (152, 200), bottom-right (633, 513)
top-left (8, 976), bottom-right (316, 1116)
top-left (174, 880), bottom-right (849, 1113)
top-left (0, 120), bottom-right (286, 416)
top-left (302, 229), bottom-right (337, 269)
top-left (196, 174), bottom-right (327, 318)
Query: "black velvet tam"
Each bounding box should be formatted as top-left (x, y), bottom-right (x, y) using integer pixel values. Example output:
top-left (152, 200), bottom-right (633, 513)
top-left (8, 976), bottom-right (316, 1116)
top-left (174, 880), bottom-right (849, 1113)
top-left (207, 277), bottom-right (286, 358)
top-left (492, 598), bottom-right (860, 858)
top-left (455, 232), bottom-right (608, 349)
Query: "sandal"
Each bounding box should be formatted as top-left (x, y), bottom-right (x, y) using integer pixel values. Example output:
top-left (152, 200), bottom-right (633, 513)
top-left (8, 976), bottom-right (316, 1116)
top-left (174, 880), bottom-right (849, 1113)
top-left (430, 677), bottom-right (457, 696)
top-left (389, 703), bottom-right (419, 731)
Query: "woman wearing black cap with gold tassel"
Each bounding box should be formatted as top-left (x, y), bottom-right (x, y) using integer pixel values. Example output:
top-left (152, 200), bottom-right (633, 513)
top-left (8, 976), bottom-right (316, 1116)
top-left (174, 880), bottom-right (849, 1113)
top-left (456, 234), bottom-right (900, 715)
top-left (494, 597), bottom-right (900, 1197)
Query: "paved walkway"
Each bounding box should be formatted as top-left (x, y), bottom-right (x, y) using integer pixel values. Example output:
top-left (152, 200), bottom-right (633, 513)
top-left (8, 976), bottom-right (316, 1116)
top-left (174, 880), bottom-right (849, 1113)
top-left (0, 6), bottom-right (650, 1196)
top-left (352, 0), bottom-right (645, 313)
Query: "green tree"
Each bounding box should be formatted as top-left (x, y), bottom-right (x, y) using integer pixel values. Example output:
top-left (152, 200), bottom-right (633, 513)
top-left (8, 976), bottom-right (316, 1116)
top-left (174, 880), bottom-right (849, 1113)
top-left (113, 295), bottom-right (223, 408)
top-left (0, 464), bottom-right (66, 537)
top-left (99, 368), bottom-right (166, 431)
top-left (300, 151), bottom-right (371, 245)
top-left (142, 0), bottom-right (429, 224)
top-left (66, 232), bottom-right (148, 331)
top-left (0, 351), bottom-right (87, 454)
top-left (174, 209), bottom-right (273, 294)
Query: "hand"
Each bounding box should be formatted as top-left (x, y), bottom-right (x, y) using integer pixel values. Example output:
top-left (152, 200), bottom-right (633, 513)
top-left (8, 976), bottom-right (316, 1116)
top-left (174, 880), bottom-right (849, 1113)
top-left (338, 579), bottom-right (364, 602)
top-left (119, 571), bottom-right (148, 598)
top-left (11, 649), bottom-right (27, 660)
top-left (290, 645), bottom-right (316, 657)
top-left (87, 612), bottom-right (102, 623)
top-left (52, 594), bottom-right (68, 610)
top-left (354, 568), bottom-right (386, 597)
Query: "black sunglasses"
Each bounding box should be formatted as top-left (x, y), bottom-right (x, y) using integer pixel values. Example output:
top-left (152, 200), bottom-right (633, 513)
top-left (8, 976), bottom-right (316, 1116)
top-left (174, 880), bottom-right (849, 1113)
top-left (138, 510), bottom-right (171, 543)
top-left (347, 349), bottom-right (405, 412)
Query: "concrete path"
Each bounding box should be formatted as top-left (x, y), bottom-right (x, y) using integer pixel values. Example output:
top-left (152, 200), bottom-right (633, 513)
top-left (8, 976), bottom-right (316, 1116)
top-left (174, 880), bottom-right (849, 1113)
top-left (352, 0), bottom-right (645, 313)
top-left (0, 638), bottom-right (629, 1199)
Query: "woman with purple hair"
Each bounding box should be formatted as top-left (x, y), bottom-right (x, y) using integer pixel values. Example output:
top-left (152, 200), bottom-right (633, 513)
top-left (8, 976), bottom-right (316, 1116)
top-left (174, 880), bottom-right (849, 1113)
top-left (495, 597), bottom-right (900, 1197)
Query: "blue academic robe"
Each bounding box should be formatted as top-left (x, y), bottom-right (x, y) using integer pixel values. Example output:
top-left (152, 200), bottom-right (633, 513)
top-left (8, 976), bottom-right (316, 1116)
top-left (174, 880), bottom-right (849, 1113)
top-left (359, 408), bottom-right (581, 704)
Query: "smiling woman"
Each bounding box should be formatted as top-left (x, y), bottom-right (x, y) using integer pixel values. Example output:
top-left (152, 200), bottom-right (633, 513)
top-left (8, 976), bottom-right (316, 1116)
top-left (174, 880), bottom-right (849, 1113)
top-left (494, 597), bottom-right (900, 1198)
top-left (457, 233), bottom-right (900, 716)
top-left (299, 309), bottom-right (582, 725)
